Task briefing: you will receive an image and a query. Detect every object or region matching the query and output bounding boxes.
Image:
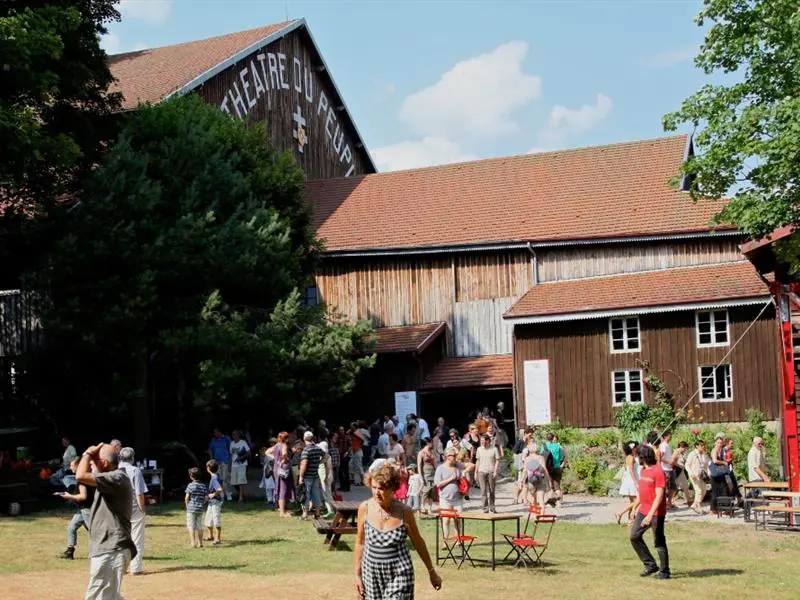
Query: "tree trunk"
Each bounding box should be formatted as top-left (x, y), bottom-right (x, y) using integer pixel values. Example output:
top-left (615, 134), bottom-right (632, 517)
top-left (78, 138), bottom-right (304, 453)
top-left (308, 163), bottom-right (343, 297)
top-left (176, 372), bottom-right (187, 443)
top-left (132, 355), bottom-right (151, 455)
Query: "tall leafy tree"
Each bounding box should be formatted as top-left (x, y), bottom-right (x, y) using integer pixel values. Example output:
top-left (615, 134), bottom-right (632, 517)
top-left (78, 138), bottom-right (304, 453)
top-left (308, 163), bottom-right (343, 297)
top-left (0, 1), bottom-right (120, 279)
top-left (41, 94), bottom-right (374, 449)
top-left (664, 0), bottom-right (800, 257)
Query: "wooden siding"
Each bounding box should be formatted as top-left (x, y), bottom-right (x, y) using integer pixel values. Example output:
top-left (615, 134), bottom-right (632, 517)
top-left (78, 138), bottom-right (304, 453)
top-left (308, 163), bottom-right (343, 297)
top-left (536, 238), bottom-right (742, 282)
top-left (455, 253), bottom-right (532, 301)
top-left (453, 298), bottom-right (515, 356)
top-left (513, 304), bottom-right (781, 427)
top-left (317, 240), bottom-right (748, 363)
top-left (317, 252), bottom-right (532, 357)
top-left (195, 27), bottom-right (372, 180)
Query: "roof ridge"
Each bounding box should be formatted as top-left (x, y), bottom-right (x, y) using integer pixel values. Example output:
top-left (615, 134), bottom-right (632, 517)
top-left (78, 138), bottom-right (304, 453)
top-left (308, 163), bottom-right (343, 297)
top-left (534, 260), bottom-right (753, 286)
top-left (108, 20), bottom-right (298, 56)
top-left (308, 134), bottom-right (688, 184)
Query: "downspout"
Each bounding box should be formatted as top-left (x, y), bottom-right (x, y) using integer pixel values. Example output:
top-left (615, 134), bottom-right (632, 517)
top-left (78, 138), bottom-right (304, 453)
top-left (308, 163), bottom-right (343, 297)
top-left (526, 242), bottom-right (539, 285)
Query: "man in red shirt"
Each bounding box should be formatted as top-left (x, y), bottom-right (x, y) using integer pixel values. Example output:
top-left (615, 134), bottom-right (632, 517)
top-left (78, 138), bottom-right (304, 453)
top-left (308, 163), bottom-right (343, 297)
top-left (630, 444), bottom-right (670, 579)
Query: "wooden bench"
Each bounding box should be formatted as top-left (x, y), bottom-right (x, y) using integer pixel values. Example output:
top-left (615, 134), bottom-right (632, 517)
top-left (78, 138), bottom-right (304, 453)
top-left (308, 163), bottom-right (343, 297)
top-left (752, 505), bottom-right (800, 530)
top-left (313, 518), bottom-right (357, 550)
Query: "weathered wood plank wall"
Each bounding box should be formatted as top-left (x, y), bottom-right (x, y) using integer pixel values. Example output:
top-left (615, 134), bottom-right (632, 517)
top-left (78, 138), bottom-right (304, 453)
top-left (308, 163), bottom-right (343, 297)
top-left (513, 304), bottom-right (780, 427)
top-left (196, 27), bottom-right (372, 180)
top-left (317, 239), bottom-right (746, 360)
top-left (536, 237), bottom-right (741, 282)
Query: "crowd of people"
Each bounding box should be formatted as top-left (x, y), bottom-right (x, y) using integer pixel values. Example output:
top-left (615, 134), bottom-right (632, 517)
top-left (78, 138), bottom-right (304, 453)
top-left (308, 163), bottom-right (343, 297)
top-left (48, 410), bottom-right (774, 598)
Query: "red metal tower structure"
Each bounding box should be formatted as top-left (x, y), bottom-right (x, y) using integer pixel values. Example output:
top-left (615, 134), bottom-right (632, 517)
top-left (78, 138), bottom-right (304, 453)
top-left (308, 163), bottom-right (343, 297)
top-left (742, 226), bottom-right (800, 491)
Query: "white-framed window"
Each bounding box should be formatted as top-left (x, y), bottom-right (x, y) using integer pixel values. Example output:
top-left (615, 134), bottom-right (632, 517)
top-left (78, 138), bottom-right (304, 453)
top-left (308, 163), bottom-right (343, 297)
top-left (698, 364), bottom-right (733, 402)
top-left (696, 309), bottom-right (730, 347)
top-left (609, 317), bottom-right (640, 353)
top-left (611, 369), bottom-right (644, 406)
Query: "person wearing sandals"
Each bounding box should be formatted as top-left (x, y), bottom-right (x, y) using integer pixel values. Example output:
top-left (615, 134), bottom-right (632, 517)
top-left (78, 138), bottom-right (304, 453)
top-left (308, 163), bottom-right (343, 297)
top-left (616, 441), bottom-right (640, 525)
top-left (266, 431), bottom-right (295, 517)
top-left (354, 463), bottom-right (442, 599)
top-left (685, 440), bottom-right (710, 514)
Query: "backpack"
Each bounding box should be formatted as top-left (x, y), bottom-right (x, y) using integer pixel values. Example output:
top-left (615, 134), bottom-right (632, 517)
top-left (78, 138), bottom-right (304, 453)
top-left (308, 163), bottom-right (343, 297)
top-left (545, 442), bottom-right (563, 470)
top-left (526, 458), bottom-right (545, 485)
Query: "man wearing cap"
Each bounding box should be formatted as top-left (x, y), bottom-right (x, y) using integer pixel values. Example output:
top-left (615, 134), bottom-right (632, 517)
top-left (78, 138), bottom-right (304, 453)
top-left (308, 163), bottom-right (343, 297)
top-left (747, 437), bottom-right (770, 490)
top-left (298, 431), bottom-right (324, 520)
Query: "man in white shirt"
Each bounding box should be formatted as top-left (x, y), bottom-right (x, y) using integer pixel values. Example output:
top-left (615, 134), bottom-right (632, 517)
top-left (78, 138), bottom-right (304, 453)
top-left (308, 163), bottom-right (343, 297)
top-left (413, 414), bottom-right (431, 442)
top-left (659, 431), bottom-right (676, 509)
top-left (747, 437), bottom-right (769, 484)
top-left (229, 430), bottom-right (250, 503)
top-left (119, 447), bottom-right (148, 575)
top-left (377, 424), bottom-right (394, 458)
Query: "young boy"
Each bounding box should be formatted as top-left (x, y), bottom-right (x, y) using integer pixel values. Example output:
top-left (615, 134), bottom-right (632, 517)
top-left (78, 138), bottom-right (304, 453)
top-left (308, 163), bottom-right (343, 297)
top-left (629, 445), bottom-right (670, 579)
top-left (205, 460), bottom-right (224, 545)
top-left (185, 467), bottom-right (208, 548)
top-left (406, 463), bottom-right (423, 512)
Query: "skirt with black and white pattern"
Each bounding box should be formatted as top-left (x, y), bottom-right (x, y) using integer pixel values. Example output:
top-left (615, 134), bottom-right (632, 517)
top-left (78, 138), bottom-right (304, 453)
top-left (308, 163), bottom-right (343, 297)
top-left (362, 522), bottom-right (414, 599)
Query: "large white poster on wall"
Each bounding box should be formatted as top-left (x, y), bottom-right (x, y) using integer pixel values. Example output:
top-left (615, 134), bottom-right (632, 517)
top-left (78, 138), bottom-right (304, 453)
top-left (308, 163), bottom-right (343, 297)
top-left (394, 391), bottom-right (418, 421)
top-left (523, 360), bottom-right (552, 426)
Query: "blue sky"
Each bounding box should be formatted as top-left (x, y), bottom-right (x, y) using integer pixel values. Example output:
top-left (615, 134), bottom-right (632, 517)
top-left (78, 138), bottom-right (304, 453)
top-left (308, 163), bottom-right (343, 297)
top-left (104, 0), bottom-right (712, 172)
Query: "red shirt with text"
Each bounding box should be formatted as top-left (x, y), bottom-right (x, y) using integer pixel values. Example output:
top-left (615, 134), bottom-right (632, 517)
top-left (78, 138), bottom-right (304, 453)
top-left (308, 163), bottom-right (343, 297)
top-left (638, 465), bottom-right (667, 517)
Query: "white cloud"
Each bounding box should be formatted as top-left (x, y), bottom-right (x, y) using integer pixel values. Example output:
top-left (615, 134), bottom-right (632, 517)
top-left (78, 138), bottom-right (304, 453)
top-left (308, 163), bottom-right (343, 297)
top-left (120, 0), bottom-right (173, 25)
top-left (539, 93), bottom-right (613, 147)
top-left (644, 46), bottom-right (697, 69)
top-left (372, 137), bottom-right (477, 172)
top-left (398, 41), bottom-right (542, 138)
top-left (100, 33), bottom-right (122, 54)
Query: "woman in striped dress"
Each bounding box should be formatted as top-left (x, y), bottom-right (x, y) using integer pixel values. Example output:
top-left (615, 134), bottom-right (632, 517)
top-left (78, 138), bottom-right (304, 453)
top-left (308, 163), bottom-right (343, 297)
top-left (355, 463), bottom-right (442, 599)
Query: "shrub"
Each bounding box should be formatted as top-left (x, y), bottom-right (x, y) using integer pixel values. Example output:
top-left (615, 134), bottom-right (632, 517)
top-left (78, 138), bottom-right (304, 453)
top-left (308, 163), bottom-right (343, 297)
top-left (570, 453), bottom-right (598, 480)
top-left (536, 417), bottom-right (584, 445)
top-left (614, 403), bottom-right (651, 440)
top-left (584, 429), bottom-right (620, 448)
top-left (585, 466), bottom-right (617, 496)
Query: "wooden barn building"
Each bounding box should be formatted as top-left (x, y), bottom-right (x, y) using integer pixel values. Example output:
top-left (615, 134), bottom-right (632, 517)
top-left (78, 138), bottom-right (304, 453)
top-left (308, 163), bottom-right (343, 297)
top-left (306, 135), bottom-right (782, 429)
top-left (1, 19), bottom-right (374, 401)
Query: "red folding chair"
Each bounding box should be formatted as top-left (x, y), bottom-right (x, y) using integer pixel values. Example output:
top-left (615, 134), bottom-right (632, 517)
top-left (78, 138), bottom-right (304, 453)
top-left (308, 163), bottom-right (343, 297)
top-left (438, 509), bottom-right (477, 569)
top-left (503, 505), bottom-right (556, 567)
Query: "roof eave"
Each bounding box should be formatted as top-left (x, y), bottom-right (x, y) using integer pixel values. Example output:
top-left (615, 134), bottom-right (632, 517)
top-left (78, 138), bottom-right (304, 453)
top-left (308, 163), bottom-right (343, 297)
top-left (320, 229), bottom-right (743, 258)
top-left (504, 296), bottom-right (773, 325)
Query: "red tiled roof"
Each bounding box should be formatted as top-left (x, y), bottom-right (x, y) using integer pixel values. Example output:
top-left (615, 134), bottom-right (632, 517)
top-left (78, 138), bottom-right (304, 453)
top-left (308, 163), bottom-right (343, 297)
top-left (108, 21), bottom-right (296, 110)
top-left (504, 261), bottom-right (769, 320)
top-left (308, 135), bottom-right (729, 252)
top-left (421, 356), bottom-right (513, 390)
top-left (371, 323), bottom-right (446, 354)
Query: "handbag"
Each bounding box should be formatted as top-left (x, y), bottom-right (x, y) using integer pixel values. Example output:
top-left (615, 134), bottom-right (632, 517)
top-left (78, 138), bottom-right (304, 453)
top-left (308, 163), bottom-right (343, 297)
top-left (277, 464), bottom-right (291, 480)
top-left (457, 476), bottom-right (470, 495)
top-left (708, 462), bottom-right (725, 478)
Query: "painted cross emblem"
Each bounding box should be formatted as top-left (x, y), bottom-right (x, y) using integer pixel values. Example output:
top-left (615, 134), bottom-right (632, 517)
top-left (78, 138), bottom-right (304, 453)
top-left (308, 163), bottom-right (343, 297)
top-left (293, 105), bottom-right (307, 154)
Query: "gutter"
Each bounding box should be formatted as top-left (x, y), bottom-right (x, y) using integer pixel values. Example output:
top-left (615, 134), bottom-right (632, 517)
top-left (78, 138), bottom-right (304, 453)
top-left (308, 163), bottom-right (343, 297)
top-left (322, 230), bottom-right (743, 258)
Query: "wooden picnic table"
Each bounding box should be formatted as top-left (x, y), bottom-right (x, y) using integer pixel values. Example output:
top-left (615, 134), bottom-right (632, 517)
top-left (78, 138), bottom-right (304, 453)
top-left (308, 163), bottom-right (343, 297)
top-left (761, 491), bottom-right (800, 499)
top-left (741, 481), bottom-right (789, 490)
top-left (435, 510), bottom-right (521, 571)
top-left (315, 501), bottom-right (360, 550)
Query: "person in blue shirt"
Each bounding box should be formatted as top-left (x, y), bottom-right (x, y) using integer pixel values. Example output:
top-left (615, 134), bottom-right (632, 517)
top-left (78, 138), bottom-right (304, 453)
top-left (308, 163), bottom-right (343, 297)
top-left (208, 428), bottom-right (232, 501)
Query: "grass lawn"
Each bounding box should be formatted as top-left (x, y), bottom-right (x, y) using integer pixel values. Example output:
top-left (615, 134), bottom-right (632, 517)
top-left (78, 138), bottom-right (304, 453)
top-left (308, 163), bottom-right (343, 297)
top-left (1, 502), bottom-right (798, 599)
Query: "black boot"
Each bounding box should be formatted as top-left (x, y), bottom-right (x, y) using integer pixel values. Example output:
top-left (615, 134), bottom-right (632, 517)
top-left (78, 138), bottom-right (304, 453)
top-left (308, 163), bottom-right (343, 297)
top-left (60, 546), bottom-right (75, 560)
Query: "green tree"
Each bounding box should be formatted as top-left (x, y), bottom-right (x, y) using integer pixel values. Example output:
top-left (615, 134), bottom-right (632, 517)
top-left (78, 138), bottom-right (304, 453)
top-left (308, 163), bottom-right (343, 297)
top-left (40, 94), bottom-right (374, 449)
top-left (664, 0), bottom-right (800, 257)
top-left (0, 1), bottom-right (120, 278)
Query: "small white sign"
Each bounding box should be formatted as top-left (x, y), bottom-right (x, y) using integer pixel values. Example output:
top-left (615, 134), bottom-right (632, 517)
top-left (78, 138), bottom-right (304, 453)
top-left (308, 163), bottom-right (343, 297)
top-left (523, 360), bottom-right (552, 426)
top-left (148, 460), bottom-right (157, 469)
top-left (394, 391), bottom-right (417, 421)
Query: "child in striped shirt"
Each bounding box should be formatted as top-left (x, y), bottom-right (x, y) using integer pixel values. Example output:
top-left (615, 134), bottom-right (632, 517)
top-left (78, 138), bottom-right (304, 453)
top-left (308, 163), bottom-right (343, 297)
top-left (185, 467), bottom-right (208, 548)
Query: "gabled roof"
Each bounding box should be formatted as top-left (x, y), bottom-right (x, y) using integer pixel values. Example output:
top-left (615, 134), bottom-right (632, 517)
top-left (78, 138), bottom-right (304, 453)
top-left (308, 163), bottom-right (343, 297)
top-left (308, 135), bottom-right (733, 254)
top-left (371, 323), bottom-right (446, 354)
top-left (420, 355), bottom-right (513, 390)
top-left (108, 21), bottom-right (296, 110)
top-left (106, 19), bottom-right (375, 172)
top-left (504, 261), bottom-right (770, 324)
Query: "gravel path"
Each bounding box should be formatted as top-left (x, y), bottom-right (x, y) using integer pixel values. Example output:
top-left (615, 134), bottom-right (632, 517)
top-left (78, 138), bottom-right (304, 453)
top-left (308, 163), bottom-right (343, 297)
top-left (336, 478), bottom-right (748, 527)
